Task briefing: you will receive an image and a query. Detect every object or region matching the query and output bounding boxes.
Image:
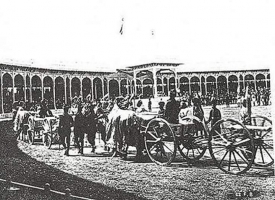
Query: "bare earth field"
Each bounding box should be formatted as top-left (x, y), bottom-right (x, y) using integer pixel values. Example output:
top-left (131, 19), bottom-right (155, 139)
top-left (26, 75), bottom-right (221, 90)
top-left (1, 105), bottom-right (274, 199)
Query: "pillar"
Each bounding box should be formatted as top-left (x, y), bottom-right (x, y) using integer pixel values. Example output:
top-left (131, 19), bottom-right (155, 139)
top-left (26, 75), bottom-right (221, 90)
top-left (30, 75), bottom-right (33, 102)
top-left (80, 77), bottom-right (83, 98)
top-left (133, 72), bottom-right (137, 96)
top-left (53, 77), bottom-right (56, 109)
top-left (12, 73), bottom-right (15, 103)
top-left (188, 79), bottom-right (191, 94)
top-left (153, 68), bottom-right (158, 97)
top-left (69, 77), bottom-right (72, 101)
top-left (1, 71), bottom-right (3, 113)
top-left (24, 74), bottom-right (27, 101)
top-left (226, 74), bottom-right (229, 94)
top-left (64, 76), bottom-right (67, 104)
top-left (126, 79), bottom-right (131, 95)
top-left (118, 79), bottom-right (121, 96)
top-left (91, 77), bottom-right (94, 100)
top-left (41, 76), bottom-right (44, 100)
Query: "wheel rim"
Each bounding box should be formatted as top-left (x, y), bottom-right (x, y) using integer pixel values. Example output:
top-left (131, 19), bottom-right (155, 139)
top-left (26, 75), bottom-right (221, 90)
top-left (177, 116), bottom-right (207, 161)
top-left (144, 118), bottom-right (176, 166)
top-left (251, 115), bottom-right (273, 167)
top-left (209, 119), bottom-right (255, 175)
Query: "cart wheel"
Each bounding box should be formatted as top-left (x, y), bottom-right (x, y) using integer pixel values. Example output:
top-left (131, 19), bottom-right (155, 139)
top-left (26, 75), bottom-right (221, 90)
top-left (251, 115), bottom-right (273, 167)
top-left (209, 119), bottom-right (255, 175)
top-left (144, 118), bottom-right (176, 166)
top-left (177, 116), bottom-right (207, 161)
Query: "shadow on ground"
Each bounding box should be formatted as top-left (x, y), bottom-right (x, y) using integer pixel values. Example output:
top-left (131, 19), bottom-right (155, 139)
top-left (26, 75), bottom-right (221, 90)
top-left (0, 121), bottom-right (146, 200)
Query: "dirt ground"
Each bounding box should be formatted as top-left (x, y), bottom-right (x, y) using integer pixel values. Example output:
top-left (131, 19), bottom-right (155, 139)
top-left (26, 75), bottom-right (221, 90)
top-left (2, 105), bottom-right (275, 199)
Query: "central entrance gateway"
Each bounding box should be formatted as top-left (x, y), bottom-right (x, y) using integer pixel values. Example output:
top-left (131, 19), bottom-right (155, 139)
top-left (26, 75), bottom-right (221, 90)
top-left (121, 63), bottom-right (181, 98)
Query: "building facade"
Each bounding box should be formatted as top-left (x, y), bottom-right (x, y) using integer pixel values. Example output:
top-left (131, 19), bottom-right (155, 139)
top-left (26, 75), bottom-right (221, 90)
top-left (0, 63), bottom-right (270, 113)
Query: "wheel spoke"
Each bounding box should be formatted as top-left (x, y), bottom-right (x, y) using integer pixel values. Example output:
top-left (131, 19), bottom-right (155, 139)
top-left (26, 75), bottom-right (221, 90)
top-left (228, 151), bottom-right (232, 171)
top-left (232, 151), bottom-right (240, 171)
top-left (261, 144), bottom-right (274, 160)
top-left (219, 150), bottom-right (229, 166)
top-left (162, 143), bottom-right (174, 153)
top-left (236, 147), bottom-right (253, 155)
top-left (261, 130), bottom-right (272, 138)
top-left (149, 143), bottom-right (158, 153)
top-left (214, 130), bottom-right (228, 143)
top-left (262, 142), bottom-right (273, 149)
top-left (234, 149), bottom-right (249, 165)
top-left (233, 138), bottom-right (251, 146)
top-left (212, 148), bottom-right (227, 155)
top-left (146, 139), bottom-right (159, 143)
top-left (259, 145), bottom-right (265, 164)
top-left (147, 130), bottom-right (158, 140)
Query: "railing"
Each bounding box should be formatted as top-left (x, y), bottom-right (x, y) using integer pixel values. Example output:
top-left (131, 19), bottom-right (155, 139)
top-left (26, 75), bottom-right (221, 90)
top-left (0, 177), bottom-right (94, 200)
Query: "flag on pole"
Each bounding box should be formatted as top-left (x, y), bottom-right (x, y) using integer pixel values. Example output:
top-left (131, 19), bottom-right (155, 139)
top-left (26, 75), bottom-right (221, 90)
top-left (119, 18), bottom-right (124, 35)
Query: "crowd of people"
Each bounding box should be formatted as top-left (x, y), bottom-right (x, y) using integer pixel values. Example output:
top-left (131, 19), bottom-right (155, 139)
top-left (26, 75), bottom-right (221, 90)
top-left (12, 83), bottom-right (267, 156)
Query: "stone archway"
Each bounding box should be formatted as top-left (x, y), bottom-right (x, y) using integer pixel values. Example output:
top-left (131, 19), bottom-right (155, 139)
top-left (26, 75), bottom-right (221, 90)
top-left (179, 77), bottom-right (189, 94)
top-left (143, 78), bottom-right (153, 98)
top-left (3, 73), bottom-right (13, 113)
top-left (109, 79), bottom-right (119, 98)
top-left (217, 75), bottom-right (227, 95)
top-left (244, 74), bottom-right (255, 90)
top-left (190, 76), bottom-right (200, 93)
top-left (71, 77), bottom-right (81, 98)
top-left (14, 74), bottom-right (24, 102)
top-left (31, 75), bottom-right (42, 103)
top-left (55, 77), bottom-right (65, 108)
top-left (82, 77), bottom-right (91, 99)
top-left (228, 75), bottom-right (238, 94)
top-left (206, 76), bottom-right (216, 95)
top-left (43, 76), bottom-right (54, 108)
top-left (93, 78), bottom-right (103, 100)
top-left (256, 74), bottom-right (266, 89)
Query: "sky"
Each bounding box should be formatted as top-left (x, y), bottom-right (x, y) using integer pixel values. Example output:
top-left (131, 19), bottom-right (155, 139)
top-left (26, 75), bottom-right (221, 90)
top-left (0, 0), bottom-right (275, 72)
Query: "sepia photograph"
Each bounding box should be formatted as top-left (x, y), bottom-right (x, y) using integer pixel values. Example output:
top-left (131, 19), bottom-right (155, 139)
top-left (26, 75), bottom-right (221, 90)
top-left (0, 0), bottom-right (274, 199)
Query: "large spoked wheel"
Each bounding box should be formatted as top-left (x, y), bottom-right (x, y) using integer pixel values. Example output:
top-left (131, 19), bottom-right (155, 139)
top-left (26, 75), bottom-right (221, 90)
top-left (177, 116), bottom-right (207, 161)
top-left (209, 119), bottom-right (255, 175)
top-left (144, 118), bottom-right (176, 166)
top-left (251, 115), bottom-right (273, 167)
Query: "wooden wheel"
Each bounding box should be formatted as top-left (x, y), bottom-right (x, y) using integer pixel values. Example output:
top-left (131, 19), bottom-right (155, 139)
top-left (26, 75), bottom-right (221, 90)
top-left (251, 115), bottom-right (273, 167)
top-left (209, 119), bottom-right (255, 175)
top-left (144, 118), bottom-right (176, 166)
top-left (177, 116), bottom-right (207, 161)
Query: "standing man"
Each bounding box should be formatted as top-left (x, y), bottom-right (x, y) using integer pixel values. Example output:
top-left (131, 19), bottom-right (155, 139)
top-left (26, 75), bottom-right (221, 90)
top-left (165, 89), bottom-right (180, 124)
top-left (59, 105), bottom-right (73, 156)
top-left (83, 102), bottom-right (97, 153)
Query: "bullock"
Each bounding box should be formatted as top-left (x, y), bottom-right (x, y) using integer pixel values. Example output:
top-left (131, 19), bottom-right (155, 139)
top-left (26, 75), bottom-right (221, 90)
top-left (13, 107), bottom-right (31, 141)
top-left (105, 103), bottom-right (146, 161)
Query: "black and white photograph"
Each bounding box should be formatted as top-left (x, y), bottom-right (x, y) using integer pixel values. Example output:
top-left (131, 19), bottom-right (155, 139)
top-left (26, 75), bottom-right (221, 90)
top-left (0, 0), bottom-right (274, 199)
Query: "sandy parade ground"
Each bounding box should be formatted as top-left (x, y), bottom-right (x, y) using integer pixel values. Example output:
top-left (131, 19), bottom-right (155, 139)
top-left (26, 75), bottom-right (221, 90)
top-left (0, 103), bottom-right (274, 200)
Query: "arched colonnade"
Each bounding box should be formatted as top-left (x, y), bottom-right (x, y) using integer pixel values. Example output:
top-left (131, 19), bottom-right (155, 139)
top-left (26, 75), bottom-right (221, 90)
top-left (0, 65), bottom-right (270, 113)
top-left (177, 71), bottom-right (270, 96)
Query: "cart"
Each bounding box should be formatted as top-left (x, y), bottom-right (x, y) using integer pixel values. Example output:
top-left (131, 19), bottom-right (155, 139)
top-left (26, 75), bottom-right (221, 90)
top-left (142, 114), bottom-right (273, 175)
top-left (208, 115), bottom-right (273, 174)
top-left (42, 117), bottom-right (61, 149)
top-left (27, 116), bottom-right (46, 144)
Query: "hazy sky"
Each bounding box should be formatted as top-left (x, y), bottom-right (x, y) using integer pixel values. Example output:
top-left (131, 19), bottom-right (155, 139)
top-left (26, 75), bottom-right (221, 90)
top-left (0, 0), bottom-right (274, 71)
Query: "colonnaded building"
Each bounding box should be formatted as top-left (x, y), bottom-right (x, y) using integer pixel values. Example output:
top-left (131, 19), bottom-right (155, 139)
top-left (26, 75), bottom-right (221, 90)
top-left (0, 62), bottom-right (270, 114)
